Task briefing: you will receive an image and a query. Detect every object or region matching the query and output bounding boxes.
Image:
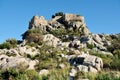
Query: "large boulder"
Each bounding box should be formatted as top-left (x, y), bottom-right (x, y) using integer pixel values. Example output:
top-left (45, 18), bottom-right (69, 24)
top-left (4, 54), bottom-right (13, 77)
top-left (77, 65), bottom-right (98, 73)
top-left (62, 13), bottom-right (90, 36)
top-left (17, 46), bottom-right (39, 56)
top-left (0, 49), bottom-right (19, 56)
top-left (0, 54), bottom-right (38, 70)
top-left (69, 39), bottom-right (81, 49)
top-left (68, 54), bottom-right (103, 72)
top-left (79, 54), bottom-right (103, 71)
top-left (43, 34), bottom-right (61, 47)
top-left (69, 68), bottom-right (77, 77)
top-left (39, 69), bottom-right (49, 75)
top-left (29, 16), bottom-right (48, 29)
top-left (48, 16), bottom-right (64, 29)
top-left (92, 34), bottom-right (103, 45)
top-left (63, 14), bottom-right (84, 22)
top-left (77, 65), bottom-right (88, 72)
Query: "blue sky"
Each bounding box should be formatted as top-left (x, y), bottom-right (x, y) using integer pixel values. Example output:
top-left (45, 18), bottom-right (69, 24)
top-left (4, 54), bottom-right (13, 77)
top-left (0, 0), bottom-right (120, 43)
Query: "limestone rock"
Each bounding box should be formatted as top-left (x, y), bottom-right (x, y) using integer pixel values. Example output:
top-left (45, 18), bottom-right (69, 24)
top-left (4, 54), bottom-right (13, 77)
top-left (92, 34), bottom-right (103, 45)
top-left (67, 54), bottom-right (103, 72)
top-left (63, 14), bottom-right (84, 22)
top-left (69, 68), bottom-right (77, 77)
top-left (69, 48), bottom-right (81, 55)
top-left (48, 16), bottom-right (64, 29)
top-left (77, 65), bottom-right (88, 72)
top-left (69, 39), bottom-right (81, 49)
top-left (88, 66), bottom-right (98, 73)
top-left (0, 55), bottom-right (27, 69)
top-left (29, 16), bottom-right (48, 29)
top-left (43, 34), bottom-right (60, 47)
top-left (81, 54), bottom-right (103, 71)
top-left (62, 13), bottom-right (90, 35)
top-left (27, 60), bottom-right (38, 70)
top-left (0, 49), bottom-right (19, 56)
top-left (16, 46), bottom-right (39, 56)
top-left (58, 63), bottom-right (65, 69)
top-left (39, 69), bottom-right (49, 75)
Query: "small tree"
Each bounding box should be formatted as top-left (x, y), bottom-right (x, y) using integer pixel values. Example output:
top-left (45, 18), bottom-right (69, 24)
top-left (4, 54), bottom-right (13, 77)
top-left (52, 12), bottom-right (64, 18)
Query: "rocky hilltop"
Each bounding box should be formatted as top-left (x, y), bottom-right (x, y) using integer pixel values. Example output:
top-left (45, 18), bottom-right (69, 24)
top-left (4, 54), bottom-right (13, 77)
top-left (0, 12), bottom-right (120, 80)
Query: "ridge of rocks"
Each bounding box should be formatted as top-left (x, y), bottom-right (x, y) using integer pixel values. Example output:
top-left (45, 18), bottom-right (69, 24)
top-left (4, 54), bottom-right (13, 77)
top-left (0, 12), bottom-right (119, 79)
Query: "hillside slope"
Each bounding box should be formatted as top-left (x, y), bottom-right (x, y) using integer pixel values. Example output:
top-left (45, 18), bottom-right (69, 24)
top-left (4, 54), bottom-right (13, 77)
top-left (0, 12), bottom-right (120, 80)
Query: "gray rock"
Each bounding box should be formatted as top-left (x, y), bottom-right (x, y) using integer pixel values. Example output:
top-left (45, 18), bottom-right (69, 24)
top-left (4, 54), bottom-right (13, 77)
top-left (88, 66), bottom-right (97, 73)
top-left (92, 34), bottom-right (103, 45)
top-left (69, 39), bottom-right (81, 49)
top-left (82, 55), bottom-right (103, 71)
top-left (17, 46), bottom-right (39, 56)
top-left (77, 65), bottom-right (88, 72)
top-left (69, 48), bottom-right (81, 55)
top-left (0, 54), bottom-right (37, 70)
top-left (63, 13), bottom-right (84, 22)
top-left (39, 69), bottom-right (49, 75)
top-left (68, 54), bottom-right (103, 72)
top-left (69, 68), bottom-right (77, 77)
top-left (29, 16), bottom-right (48, 29)
top-left (43, 34), bottom-right (60, 47)
top-left (0, 55), bottom-right (28, 69)
top-left (58, 63), bottom-right (65, 69)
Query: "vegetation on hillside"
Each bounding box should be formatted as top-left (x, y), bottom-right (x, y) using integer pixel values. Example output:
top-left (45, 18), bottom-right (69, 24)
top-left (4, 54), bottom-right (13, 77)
top-left (0, 38), bottom-right (17, 49)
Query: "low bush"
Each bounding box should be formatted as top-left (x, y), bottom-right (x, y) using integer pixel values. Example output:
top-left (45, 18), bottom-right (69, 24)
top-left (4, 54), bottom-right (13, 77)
top-left (52, 12), bottom-right (64, 18)
top-left (87, 43), bottom-right (94, 49)
top-left (0, 38), bottom-right (17, 49)
top-left (50, 27), bottom-right (67, 37)
top-left (25, 69), bottom-right (40, 80)
top-left (75, 71), bottom-right (87, 79)
top-left (107, 35), bottom-right (120, 57)
top-left (22, 29), bottom-right (44, 47)
top-left (89, 50), bottom-right (120, 70)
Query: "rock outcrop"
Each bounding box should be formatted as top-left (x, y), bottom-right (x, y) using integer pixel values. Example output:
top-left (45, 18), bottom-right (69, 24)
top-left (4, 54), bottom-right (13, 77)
top-left (29, 16), bottom-right (48, 29)
top-left (0, 54), bottom-right (38, 70)
top-left (0, 12), bottom-right (118, 80)
top-left (43, 34), bottom-right (61, 47)
top-left (67, 54), bottom-right (103, 73)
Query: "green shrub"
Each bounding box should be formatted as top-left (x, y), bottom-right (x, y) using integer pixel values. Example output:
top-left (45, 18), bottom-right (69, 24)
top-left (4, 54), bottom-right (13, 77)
top-left (22, 29), bottom-right (43, 46)
top-left (75, 71), bottom-right (87, 79)
top-left (15, 74), bottom-right (28, 80)
top-left (50, 27), bottom-right (67, 37)
top-left (25, 33), bottom-right (43, 44)
top-left (89, 50), bottom-right (112, 68)
top-left (0, 38), bottom-right (17, 49)
top-left (95, 71), bottom-right (120, 80)
top-left (107, 35), bottom-right (120, 56)
top-left (110, 55), bottom-right (120, 70)
top-left (67, 29), bottom-right (80, 36)
top-left (35, 58), bottom-right (58, 71)
top-left (89, 50), bottom-right (120, 70)
top-left (48, 68), bottom-right (69, 80)
top-left (0, 68), bottom-right (41, 80)
top-left (25, 69), bottom-right (40, 80)
top-left (87, 43), bottom-right (94, 49)
top-left (0, 68), bottom-right (19, 80)
top-left (52, 12), bottom-right (64, 18)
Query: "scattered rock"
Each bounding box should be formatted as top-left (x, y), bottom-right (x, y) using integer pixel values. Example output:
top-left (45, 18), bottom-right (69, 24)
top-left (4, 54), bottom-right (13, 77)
top-left (43, 34), bottom-right (60, 47)
top-left (77, 65), bottom-right (88, 72)
top-left (58, 63), bottom-right (65, 69)
top-left (0, 12), bottom-right (118, 79)
top-left (69, 68), bottom-right (77, 77)
top-left (39, 69), bottom-right (49, 75)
